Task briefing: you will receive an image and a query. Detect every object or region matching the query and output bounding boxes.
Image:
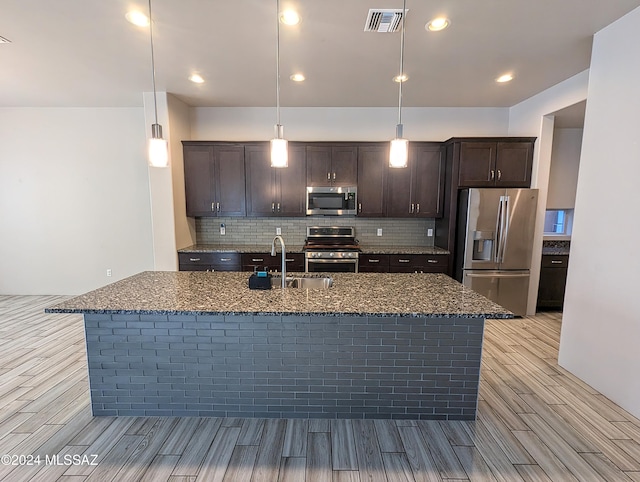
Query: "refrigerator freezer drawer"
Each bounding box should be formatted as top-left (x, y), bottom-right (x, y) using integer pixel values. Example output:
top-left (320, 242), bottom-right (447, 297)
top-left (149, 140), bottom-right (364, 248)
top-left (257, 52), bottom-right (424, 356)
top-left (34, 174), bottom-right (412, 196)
top-left (463, 270), bottom-right (530, 316)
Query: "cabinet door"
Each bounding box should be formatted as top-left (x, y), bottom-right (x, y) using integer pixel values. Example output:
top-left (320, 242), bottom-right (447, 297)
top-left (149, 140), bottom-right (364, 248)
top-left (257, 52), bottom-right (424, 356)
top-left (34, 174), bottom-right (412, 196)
top-left (184, 145), bottom-right (215, 217)
top-left (331, 146), bottom-right (358, 186)
top-left (495, 142), bottom-right (533, 187)
top-left (306, 146), bottom-right (332, 186)
top-left (214, 145), bottom-right (246, 216)
top-left (357, 145), bottom-right (387, 217)
top-left (412, 143), bottom-right (444, 218)
top-left (245, 144), bottom-right (277, 216)
top-left (458, 142), bottom-right (496, 187)
top-left (386, 159), bottom-right (413, 217)
top-left (277, 145), bottom-right (306, 216)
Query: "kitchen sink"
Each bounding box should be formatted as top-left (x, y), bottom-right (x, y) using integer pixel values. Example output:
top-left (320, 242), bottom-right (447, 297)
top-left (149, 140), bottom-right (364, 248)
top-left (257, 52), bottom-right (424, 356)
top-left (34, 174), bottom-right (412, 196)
top-left (271, 275), bottom-right (333, 289)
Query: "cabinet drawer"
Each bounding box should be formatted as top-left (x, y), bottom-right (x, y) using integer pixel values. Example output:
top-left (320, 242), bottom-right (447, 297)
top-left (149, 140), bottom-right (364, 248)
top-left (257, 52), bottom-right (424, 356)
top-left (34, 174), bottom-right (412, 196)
top-left (178, 252), bottom-right (241, 271)
top-left (359, 254), bottom-right (390, 271)
top-left (242, 253), bottom-right (304, 272)
top-left (541, 255), bottom-right (569, 268)
top-left (389, 254), bottom-right (424, 268)
top-left (389, 254), bottom-right (450, 273)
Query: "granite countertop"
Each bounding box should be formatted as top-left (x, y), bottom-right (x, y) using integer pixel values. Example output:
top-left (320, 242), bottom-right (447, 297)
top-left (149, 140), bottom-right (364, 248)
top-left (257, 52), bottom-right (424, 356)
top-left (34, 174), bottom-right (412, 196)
top-left (542, 240), bottom-right (570, 256)
top-left (46, 271), bottom-right (510, 319)
top-left (179, 244), bottom-right (450, 255)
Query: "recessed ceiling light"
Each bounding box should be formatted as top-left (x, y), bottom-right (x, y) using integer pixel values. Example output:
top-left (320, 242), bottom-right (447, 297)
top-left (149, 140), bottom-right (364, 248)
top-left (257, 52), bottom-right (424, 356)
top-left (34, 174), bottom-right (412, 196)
top-left (0, 35), bottom-right (11, 44)
top-left (393, 74), bottom-right (409, 83)
top-left (189, 74), bottom-right (205, 84)
top-left (290, 73), bottom-right (305, 82)
top-left (426, 17), bottom-right (449, 32)
top-left (496, 73), bottom-right (514, 83)
top-left (280, 10), bottom-right (300, 25)
top-left (126, 10), bottom-right (150, 27)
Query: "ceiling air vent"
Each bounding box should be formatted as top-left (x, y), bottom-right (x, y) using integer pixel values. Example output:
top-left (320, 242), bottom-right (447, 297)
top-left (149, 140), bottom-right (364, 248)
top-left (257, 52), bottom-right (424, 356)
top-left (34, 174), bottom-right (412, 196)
top-left (364, 9), bottom-right (407, 33)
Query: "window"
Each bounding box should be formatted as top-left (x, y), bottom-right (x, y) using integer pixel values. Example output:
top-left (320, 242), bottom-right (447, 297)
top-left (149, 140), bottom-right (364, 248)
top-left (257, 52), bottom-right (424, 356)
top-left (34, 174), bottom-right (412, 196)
top-left (544, 209), bottom-right (573, 236)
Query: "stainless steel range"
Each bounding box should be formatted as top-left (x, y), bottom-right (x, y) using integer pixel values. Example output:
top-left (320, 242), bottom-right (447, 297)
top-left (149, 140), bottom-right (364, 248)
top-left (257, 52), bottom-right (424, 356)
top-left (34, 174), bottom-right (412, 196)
top-left (304, 226), bottom-right (360, 273)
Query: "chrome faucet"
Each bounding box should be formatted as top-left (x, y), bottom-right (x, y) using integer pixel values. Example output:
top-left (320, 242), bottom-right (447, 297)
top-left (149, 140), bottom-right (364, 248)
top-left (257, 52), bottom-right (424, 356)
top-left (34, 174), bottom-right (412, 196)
top-left (271, 235), bottom-right (286, 288)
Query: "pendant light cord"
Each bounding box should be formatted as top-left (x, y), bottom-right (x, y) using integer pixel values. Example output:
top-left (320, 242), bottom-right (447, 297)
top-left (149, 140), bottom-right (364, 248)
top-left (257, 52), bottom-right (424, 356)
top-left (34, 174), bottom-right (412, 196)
top-left (275, 0), bottom-right (281, 128)
top-left (149, 0), bottom-right (159, 126)
top-left (397, 0), bottom-right (407, 127)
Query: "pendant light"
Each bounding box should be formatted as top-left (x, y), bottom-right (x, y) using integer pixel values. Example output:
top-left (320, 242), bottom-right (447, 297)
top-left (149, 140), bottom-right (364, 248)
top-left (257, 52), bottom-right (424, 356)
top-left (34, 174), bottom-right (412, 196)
top-left (270, 0), bottom-right (288, 168)
top-left (147, 0), bottom-right (168, 168)
top-left (389, 0), bottom-right (409, 168)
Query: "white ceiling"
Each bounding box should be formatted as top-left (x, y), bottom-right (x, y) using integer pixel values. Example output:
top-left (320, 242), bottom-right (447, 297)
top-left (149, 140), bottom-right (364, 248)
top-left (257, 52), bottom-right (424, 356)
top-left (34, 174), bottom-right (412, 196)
top-left (2, 1), bottom-right (640, 109)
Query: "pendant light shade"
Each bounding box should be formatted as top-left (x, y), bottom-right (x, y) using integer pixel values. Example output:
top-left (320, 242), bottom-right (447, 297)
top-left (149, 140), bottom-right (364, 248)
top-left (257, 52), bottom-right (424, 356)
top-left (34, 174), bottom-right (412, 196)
top-left (390, 0), bottom-right (409, 168)
top-left (270, 0), bottom-right (288, 168)
top-left (147, 0), bottom-right (168, 168)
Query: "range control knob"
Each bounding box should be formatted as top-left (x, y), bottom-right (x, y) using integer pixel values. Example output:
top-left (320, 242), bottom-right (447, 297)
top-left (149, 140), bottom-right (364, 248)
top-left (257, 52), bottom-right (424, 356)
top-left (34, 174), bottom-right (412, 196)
top-left (329, 252), bottom-right (334, 257)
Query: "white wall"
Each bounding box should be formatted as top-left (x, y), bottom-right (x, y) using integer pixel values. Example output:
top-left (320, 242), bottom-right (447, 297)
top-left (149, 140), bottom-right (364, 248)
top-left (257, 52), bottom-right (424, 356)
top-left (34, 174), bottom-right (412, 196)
top-left (507, 72), bottom-right (589, 314)
top-left (191, 107), bottom-right (510, 141)
top-left (558, 6), bottom-right (640, 418)
top-left (0, 107), bottom-right (154, 295)
top-left (547, 128), bottom-right (583, 209)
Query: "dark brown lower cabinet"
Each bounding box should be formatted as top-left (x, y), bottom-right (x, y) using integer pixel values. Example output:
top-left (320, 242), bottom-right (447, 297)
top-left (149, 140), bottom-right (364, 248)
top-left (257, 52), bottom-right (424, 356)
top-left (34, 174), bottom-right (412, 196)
top-left (361, 254), bottom-right (450, 273)
top-left (537, 255), bottom-right (569, 310)
top-left (358, 254), bottom-right (390, 272)
top-left (241, 253), bottom-right (304, 272)
top-left (178, 252), bottom-right (241, 271)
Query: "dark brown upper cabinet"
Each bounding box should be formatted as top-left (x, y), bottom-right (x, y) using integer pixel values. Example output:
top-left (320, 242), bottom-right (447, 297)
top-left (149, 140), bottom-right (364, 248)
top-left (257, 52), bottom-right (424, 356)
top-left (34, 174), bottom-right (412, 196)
top-left (306, 145), bottom-right (358, 186)
top-left (183, 142), bottom-right (246, 217)
top-left (357, 144), bottom-right (388, 217)
top-left (457, 139), bottom-right (534, 188)
top-left (386, 142), bottom-right (444, 218)
top-left (245, 143), bottom-right (306, 217)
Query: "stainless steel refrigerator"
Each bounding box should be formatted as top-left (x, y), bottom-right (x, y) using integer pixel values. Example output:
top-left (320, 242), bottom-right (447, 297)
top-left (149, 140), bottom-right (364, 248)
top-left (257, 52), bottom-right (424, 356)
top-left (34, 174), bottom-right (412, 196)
top-left (454, 188), bottom-right (538, 316)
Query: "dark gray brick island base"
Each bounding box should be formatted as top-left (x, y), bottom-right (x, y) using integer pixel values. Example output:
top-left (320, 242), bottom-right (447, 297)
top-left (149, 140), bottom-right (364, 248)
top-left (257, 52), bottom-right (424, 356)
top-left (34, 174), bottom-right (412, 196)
top-left (47, 271), bottom-right (512, 421)
top-left (85, 313), bottom-right (484, 420)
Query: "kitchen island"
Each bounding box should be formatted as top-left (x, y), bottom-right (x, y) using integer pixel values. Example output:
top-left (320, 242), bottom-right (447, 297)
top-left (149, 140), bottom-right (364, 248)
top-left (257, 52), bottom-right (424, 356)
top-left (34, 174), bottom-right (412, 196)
top-left (47, 271), bottom-right (511, 420)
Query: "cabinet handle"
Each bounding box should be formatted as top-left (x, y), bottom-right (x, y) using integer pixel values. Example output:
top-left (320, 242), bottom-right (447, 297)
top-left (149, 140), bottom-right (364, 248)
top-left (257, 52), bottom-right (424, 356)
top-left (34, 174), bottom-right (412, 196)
top-left (332, 172), bottom-right (336, 181)
top-left (277, 203), bottom-right (281, 212)
top-left (398, 259), bottom-right (410, 263)
top-left (358, 203), bottom-right (362, 213)
top-left (490, 170), bottom-right (495, 180)
top-left (220, 258), bottom-right (232, 262)
top-left (216, 202), bottom-right (220, 212)
top-left (189, 258), bottom-right (201, 262)
top-left (327, 172), bottom-right (331, 181)
top-left (251, 258), bottom-right (264, 262)
top-left (285, 258), bottom-right (294, 262)
top-left (410, 204), bottom-right (415, 214)
top-left (551, 260), bottom-right (563, 264)
top-left (211, 202), bottom-right (215, 211)
top-left (271, 202), bottom-right (275, 213)
top-left (368, 259), bottom-right (380, 263)
top-left (497, 169), bottom-right (502, 180)
top-left (427, 259), bottom-right (438, 264)
top-left (416, 203), bottom-right (420, 214)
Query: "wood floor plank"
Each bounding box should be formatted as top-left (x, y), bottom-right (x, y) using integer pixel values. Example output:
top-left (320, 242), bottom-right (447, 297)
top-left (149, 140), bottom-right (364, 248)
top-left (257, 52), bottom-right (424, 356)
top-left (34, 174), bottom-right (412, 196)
top-left (514, 464), bottom-right (553, 482)
top-left (382, 452), bottom-right (417, 482)
top-left (580, 452), bottom-right (634, 482)
top-left (197, 426), bottom-right (241, 482)
top-left (251, 418), bottom-right (286, 482)
top-left (140, 454), bottom-right (181, 482)
top-left (331, 419), bottom-right (358, 470)
top-left (84, 434), bottom-right (144, 482)
top-left (439, 421), bottom-right (474, 448)
top-left (172, 417), bottom-right (222, 476)
top-left (511, 430), bottom-right (578, 482)
top-left (476, 405), bottom-right (534, 465)
top-left (374, 419), bottom-right (405, 453)
top-left (283, 419), bottom-right (308, 457)
top-left (352, 420), bottom-right (386, 482)
top-left (452, 445), bottom-right (497, 482)
top-left (307, 432), bottom-right (332, 482)
top-left (158, 417), bottom-right (202, 455)
top-left (223, 445), bottom-right (259, 482)
top-left (418, 420), bottom-right (468, 479)
top-left (397, 426), bottom-right (442, 482)
top-left (333, 470), bottom-right (362, 482)
top-left (238, 418), bottom-right (266, 446)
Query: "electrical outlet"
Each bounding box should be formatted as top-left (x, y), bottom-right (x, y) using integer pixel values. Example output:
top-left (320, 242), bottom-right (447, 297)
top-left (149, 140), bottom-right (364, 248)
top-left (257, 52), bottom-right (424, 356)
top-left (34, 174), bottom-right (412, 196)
top-left (220, 223), bottom-right (226, 235)
top-left (106, 269), bottom-right (112, 277)
top-left (427, 228), bottom-right (434, 237)
top-left (377, 228), bottom-right (383, 237)
top-left (276, 227), bottom-right (282, 235)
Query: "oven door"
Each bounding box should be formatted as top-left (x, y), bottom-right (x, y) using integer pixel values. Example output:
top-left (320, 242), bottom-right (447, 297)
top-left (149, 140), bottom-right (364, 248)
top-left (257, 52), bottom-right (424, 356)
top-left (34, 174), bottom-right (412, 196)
top-left (305, 258), bottom-right (358, 273)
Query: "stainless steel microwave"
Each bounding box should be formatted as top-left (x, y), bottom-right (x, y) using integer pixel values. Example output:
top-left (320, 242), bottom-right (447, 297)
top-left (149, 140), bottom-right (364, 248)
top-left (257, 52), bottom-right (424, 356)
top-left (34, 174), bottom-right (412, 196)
top-left (306, 186), bottom-right (357, 216)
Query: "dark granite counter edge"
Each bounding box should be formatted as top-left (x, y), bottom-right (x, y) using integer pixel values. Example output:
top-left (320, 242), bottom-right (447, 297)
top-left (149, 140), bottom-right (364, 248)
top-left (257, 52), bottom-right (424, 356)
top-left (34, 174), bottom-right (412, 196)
top-left (45, 307), bottom-right (511, 319)
top-left (179, 245), bottom-right (450, 255)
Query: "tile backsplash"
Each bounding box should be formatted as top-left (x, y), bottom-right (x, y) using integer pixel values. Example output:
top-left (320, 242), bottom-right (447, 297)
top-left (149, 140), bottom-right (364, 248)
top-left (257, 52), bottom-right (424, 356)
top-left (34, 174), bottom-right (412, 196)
top-left (197, 217), bottom-right (436, 247)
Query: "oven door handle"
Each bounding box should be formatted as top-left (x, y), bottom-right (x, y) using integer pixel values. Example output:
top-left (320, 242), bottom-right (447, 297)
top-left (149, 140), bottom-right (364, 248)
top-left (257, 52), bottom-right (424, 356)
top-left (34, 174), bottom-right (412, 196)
top-left (306, 259), bottom-right (358, 264)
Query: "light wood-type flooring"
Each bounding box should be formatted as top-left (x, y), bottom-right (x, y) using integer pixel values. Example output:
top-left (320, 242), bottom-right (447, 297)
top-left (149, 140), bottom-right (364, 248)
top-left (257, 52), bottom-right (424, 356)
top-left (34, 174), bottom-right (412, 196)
top-left (1, 295), bottom-right (640, 481)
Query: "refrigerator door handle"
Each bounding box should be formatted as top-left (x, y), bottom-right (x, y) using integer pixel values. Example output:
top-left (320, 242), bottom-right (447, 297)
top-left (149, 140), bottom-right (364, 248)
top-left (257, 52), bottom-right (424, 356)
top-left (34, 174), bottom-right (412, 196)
top-left (494, 198), bottom-right (503, 262)
top-left (500, 195), bottom-right (510, 263)
top-left (466, 272), bottom-right (530, 279)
